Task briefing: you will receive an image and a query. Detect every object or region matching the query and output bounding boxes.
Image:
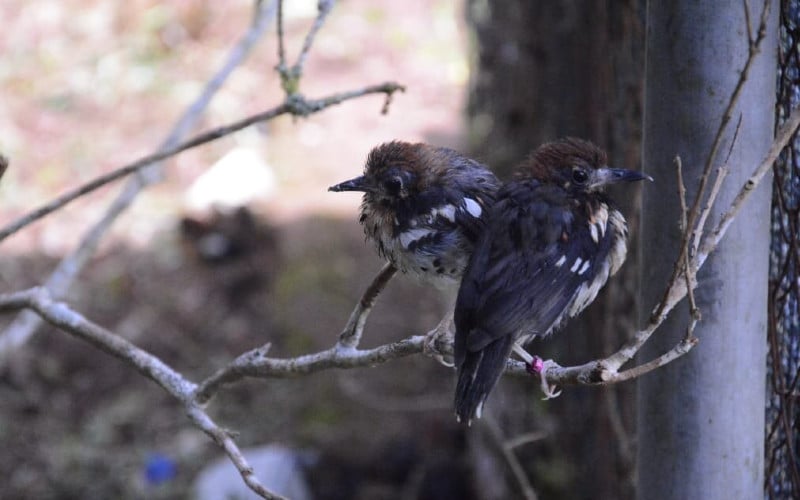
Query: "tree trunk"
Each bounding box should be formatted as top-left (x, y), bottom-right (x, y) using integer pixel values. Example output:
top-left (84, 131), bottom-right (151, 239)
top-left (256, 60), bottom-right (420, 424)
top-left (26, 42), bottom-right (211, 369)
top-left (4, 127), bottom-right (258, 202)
top-left (637, 2), bottom-right (777, 499)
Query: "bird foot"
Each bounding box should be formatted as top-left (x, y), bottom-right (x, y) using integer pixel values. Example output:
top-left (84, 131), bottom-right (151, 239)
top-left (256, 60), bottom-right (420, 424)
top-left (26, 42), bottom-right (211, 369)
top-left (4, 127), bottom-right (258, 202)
top-left (512, 344), bottom-right (561, 400)
top-left (423, 316), bottom-right (454, 367)
top-left (525, 356), bottom-right (562, 400)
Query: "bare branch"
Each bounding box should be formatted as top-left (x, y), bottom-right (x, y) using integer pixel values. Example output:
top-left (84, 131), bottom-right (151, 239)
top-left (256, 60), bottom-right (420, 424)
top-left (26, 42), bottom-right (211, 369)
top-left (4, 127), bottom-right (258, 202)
top-left (276, 0), bottom-right (336, 95)
top-left (276, 0), bottom-right (287, 75)
top-left (186, 405), bottom-right (286, 500)
top-left (743, 0), bottom-right (753, 47)
top-left (293, 0), bottom-right (336, 79)
top-left (0, 288), bottom-right (286, 500)
top-left (675, 156), bottom-right (688, 232)
top-left (607, 337), bottom-right (699, 383)
top-left (337, 263), bottom-right (397, 349)
top-left (0, 288), bottom-right (194, 399)
top-left (675, 157), bottom-right (701, 337)
top-left (699, 104), bottom-right (800, 264)
top-left (0, 82), bottom-right (404, 244)
top-left (198, 335), bottom-right (426, 396)
top-left (692, 166), bottom-right (729, 256)
top-left (194, 343), bottom-right (274, 405)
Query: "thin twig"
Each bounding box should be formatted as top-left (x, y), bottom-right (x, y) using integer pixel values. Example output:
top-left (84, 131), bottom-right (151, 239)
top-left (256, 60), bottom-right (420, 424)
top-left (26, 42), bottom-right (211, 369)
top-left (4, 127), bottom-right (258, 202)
top-left (194, 343), bottom-right (273, 404)
top-left (606, 337), bottom-right (699, 383)
top-left (194, 335), bottom-right (426, 403)
top-left (276, 0), bottom-right (287, 74)
top-left (186, 405), bottom-right (286, 500)
top-left (293, 0), bottom-right (336, 79)
top-left (675, 157), bottom-right (700, 338)
top-left (743, 0), bottom-right (754, 48)
top-left (675, 156), bottom-right (688, 232)
top-left (675, 158), bottom-right (700, 329)
top-left (699, 104), bottom-right (800, 264)
top-left (725, 114), bottom-right (745, 166)
top-left (0, 82), bottom-right (404, 244)
top-left (337, 263), bottom-right (397, 349)
top-left (276, 0), bottom-right (336, 95)
top-left (692, 167), bottom-right (729, 256)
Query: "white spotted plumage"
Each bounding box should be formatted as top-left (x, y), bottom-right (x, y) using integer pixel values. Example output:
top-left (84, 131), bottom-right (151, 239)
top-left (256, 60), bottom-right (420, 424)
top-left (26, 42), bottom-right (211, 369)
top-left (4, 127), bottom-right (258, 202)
top-left (464, 198), bottom-right (482, 218)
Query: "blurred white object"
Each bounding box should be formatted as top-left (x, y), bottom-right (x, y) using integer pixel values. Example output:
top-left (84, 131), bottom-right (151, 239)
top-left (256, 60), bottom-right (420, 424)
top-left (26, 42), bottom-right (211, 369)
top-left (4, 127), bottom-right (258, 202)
top-left (185, 147), bottom-right (277, 213)
top-left (193, 445), bottom-right (312, 500)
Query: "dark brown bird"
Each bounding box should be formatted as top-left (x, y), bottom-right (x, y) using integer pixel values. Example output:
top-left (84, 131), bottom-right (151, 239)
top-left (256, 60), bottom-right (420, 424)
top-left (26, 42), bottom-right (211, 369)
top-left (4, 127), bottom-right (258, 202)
top-left (330, 141), bottom-right (499, 360)
top-left (453, 138), bottom-right (651, 423)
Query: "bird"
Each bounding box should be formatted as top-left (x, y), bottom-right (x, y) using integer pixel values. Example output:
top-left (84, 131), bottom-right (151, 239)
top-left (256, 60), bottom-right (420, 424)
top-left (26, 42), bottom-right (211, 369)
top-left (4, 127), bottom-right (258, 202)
top-left (329, 141), bottom-right (500, 362)
top-left (453, 137), bottom-right (651, 424)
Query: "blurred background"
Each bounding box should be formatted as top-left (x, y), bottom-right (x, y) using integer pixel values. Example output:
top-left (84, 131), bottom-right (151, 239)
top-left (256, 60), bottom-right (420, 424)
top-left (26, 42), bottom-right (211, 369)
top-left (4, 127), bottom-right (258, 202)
top-left (0, 1), bottom-right (651, 498)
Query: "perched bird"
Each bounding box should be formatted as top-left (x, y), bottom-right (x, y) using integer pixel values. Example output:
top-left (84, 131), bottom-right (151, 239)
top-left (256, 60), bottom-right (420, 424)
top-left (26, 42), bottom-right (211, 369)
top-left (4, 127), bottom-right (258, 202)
top-left (329, 141), bottom-right (500, 360)
top-left (453, 138), bottom-right (651, 423)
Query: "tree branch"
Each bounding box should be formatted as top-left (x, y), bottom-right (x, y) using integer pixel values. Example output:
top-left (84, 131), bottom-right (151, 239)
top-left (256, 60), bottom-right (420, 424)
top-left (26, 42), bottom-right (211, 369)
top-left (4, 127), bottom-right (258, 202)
top-left (276, 0), bottom-right (336, 94)
top-left (186, 404), bottom-right (287, 500)
top-left (0, 287), bottom-right (285, 499)
top-left (337, 263), bottom-right (397, 349)
top-left (0, 82), bottom-right (404, 245)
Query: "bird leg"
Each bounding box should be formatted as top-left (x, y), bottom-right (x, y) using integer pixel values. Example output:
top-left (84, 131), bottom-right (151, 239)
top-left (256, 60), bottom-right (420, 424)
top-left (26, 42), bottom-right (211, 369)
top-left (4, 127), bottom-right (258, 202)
top-left (423, 310), bottom-right (455, 367)
top-left (512, 344), bottom-right (562, 400)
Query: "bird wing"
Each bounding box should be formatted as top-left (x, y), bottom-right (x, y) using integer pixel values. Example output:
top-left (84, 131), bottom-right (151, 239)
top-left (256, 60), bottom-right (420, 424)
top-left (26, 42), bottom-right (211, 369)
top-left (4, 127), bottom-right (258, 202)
top-left (455, 182), bottom-right (607, 358)
top-left (397, 172), bottom-right (499, 269)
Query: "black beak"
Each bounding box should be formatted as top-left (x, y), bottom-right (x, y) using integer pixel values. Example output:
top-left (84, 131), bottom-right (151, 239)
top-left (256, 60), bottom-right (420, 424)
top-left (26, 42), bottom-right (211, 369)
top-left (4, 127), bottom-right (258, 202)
top-left (594, 167), bottom-right (653, 187)
top-left (329, 175), bottom-right (371, 192)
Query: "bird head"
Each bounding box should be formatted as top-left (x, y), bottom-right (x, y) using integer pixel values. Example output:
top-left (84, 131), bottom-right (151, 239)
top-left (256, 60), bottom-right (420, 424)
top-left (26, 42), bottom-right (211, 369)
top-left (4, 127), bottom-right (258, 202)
top-left (328, 141), bottom-right (433, 204)
top-left (519, 137), bottom-right (652, 193)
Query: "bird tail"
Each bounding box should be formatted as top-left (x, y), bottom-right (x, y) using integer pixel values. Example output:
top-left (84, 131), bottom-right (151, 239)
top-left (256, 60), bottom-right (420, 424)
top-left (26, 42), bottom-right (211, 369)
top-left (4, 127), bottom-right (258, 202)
top-left (454, 332), bottom-right (514, 424)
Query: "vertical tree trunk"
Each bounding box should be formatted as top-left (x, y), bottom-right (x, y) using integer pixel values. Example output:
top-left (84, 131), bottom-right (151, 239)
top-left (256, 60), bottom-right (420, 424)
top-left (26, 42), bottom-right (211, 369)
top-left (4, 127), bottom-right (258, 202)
top-left (637, 2), bottom-right (777, 499)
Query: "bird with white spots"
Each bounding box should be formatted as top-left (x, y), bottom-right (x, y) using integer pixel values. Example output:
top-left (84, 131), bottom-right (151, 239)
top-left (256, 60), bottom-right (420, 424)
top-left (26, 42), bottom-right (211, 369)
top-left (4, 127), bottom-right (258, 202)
top-left (329, 141), bottom-right (500, 362)
top-left (453, 138), bottom-right (651, 424)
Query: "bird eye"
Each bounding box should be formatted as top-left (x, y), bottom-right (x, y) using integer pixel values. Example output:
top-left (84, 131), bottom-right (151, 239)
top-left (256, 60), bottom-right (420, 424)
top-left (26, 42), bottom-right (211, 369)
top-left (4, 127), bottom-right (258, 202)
top-left (572, 168), bottom-right (589, 185)
top-left (384, 176), bottom-right (403, 194)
